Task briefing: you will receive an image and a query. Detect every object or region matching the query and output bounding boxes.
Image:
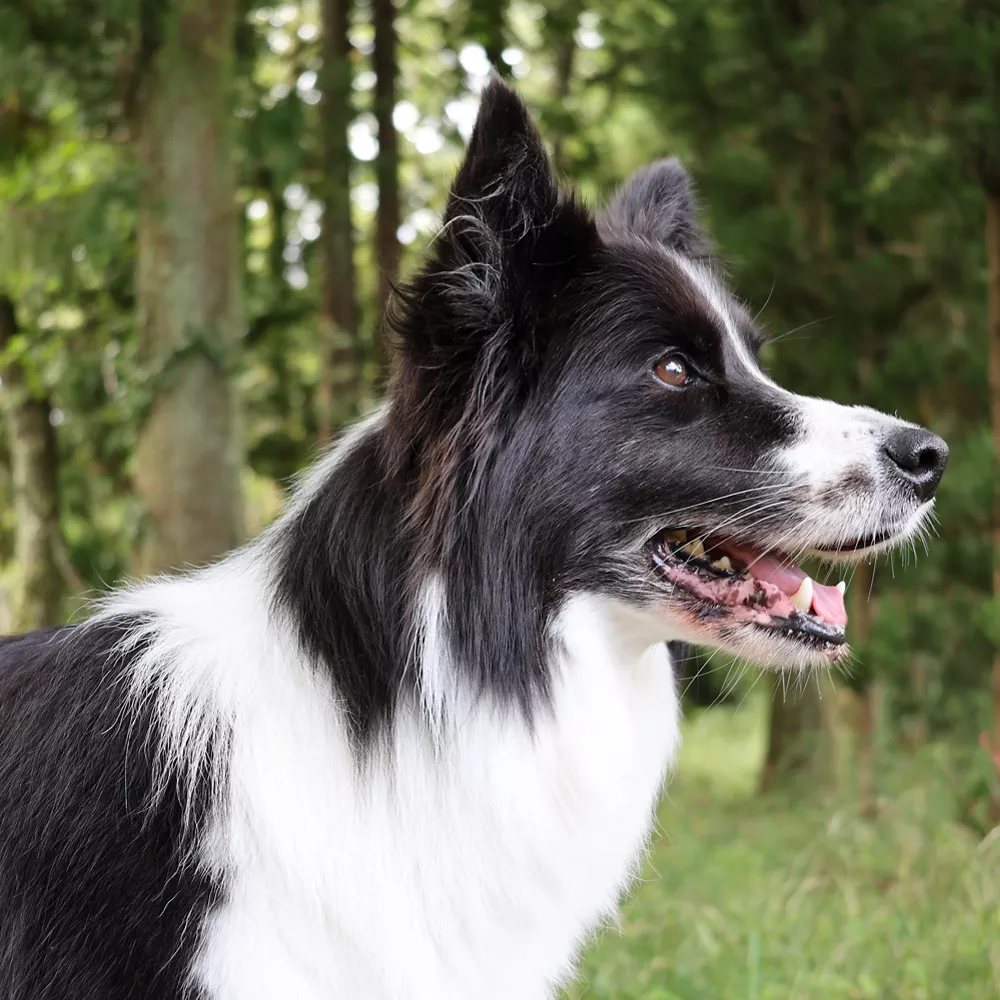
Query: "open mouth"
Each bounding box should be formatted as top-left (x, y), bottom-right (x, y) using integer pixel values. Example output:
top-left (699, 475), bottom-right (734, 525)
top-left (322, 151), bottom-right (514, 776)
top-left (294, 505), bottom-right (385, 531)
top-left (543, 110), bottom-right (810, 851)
top-left (649, 528), bottom-right (849, 656)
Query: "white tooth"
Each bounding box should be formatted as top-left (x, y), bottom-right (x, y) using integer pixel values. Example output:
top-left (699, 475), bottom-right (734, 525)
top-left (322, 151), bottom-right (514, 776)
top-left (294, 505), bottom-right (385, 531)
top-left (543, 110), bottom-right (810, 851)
top-left (790, 576), bottom-right (814, 613)
top-left (712, 556), bottom-right (732, 571)
top-left (682, 538), bottom-right (706, 559)
top-left (836, 580), bottom-right (846, 595)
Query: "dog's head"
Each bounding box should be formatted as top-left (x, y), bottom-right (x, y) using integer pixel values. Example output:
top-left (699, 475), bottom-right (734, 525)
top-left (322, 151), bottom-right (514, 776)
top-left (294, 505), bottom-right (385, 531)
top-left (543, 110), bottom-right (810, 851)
top-left (387, 80), bottom-right (947, 677)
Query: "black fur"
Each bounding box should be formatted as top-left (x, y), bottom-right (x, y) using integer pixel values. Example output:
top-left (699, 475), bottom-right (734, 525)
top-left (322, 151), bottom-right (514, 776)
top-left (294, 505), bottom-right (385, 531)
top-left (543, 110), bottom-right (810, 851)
top-left (0, 621), bottom-right (219, 999)
top-left (277, 80), bottom-right (799, 746)
top-left (600, 158), bottom-right (706, 256)
top-left (0, 80), bottom-right (814, 994)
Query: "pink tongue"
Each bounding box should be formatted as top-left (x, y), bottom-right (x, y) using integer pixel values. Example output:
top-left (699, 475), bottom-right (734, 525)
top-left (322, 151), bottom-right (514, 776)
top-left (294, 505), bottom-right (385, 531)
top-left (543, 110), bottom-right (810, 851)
top-left (714, 542), bottom-right (847, 627)
top-left (811, 585), bottom-right (848, 627)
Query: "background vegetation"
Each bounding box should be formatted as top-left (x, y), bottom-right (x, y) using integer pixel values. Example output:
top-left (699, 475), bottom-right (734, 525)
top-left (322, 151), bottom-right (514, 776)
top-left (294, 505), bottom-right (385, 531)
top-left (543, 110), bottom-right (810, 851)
top-left (0, 0), bottom-right (998, 994)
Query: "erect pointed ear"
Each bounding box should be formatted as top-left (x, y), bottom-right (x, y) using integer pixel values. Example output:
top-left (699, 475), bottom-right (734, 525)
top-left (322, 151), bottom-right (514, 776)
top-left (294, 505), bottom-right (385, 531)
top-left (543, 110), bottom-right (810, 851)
top-left (599, 158), bottom-right (706, 257)
top-left (444, 77), bottom-right (557, 236)
top-left (398, 79), bottom-right (597, 356)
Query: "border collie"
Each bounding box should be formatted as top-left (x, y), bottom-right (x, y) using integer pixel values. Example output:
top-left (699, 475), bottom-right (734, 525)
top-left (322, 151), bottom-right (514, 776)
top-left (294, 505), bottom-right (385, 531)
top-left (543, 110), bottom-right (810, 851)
top-left (0, 80), bottom-right (947, 999)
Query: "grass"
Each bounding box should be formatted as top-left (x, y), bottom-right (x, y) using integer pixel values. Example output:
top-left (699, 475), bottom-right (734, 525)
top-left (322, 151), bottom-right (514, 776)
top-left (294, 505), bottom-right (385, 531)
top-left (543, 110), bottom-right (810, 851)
top-left (562, 696), bottom-right (1000, 1000)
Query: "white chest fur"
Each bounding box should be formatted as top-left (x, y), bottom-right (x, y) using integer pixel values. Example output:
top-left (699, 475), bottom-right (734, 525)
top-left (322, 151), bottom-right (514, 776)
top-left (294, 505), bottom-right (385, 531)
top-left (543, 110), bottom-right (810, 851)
top-left (171, 584), bottom-right (681, 1000)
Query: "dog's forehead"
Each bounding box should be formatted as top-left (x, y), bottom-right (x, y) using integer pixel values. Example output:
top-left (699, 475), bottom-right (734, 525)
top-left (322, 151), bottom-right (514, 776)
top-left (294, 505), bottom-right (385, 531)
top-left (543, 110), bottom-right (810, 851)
top-left (587, 238), bottom-right (767, 383)
top-left (649, 247), bottom-right (765, 376)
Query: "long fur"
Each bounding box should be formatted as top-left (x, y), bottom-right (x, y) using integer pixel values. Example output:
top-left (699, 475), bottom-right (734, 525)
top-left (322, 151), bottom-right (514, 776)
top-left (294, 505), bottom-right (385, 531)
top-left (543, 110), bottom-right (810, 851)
top-left (0, 80), bottom-right (946, 999)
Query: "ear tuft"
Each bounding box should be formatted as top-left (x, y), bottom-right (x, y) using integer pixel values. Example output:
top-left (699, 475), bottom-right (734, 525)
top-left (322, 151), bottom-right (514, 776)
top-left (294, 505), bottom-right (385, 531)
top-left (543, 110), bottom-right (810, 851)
top-left (599, 158), bottom-right (706, 257)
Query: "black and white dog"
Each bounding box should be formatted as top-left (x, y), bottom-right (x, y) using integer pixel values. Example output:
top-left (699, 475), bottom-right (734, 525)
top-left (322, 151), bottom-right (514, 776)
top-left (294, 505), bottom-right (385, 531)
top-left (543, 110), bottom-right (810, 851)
top-left (0, 81), bottom-right (946, 999)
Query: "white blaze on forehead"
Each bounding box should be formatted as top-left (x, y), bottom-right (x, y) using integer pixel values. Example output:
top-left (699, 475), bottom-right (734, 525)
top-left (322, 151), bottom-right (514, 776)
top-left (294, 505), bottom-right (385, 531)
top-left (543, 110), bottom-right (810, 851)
top-left (669, 252), bottom-right (776, 388)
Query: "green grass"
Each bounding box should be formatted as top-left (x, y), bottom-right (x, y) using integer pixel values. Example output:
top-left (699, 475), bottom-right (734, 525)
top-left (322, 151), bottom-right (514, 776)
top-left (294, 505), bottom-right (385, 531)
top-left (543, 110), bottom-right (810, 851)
top-left (562, 698), bottom-right (1000, 1000)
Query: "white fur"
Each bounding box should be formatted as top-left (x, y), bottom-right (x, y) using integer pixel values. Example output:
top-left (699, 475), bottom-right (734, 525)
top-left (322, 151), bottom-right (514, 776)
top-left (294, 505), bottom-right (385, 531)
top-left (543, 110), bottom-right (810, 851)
top-left (669, 252), bottom-right (931, 552)
top-left (774, 396), bottom-right (935, 552)
top-left (779, 396), bottom-right (905, 489)
top-left (96, 427), bottom-right (682, 999)
top-left (671, 254), bottom-right (777, 389)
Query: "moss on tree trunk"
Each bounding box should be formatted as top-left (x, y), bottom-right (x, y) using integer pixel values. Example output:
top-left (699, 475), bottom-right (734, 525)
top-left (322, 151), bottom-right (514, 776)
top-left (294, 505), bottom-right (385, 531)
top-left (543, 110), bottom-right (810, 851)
top-left (134, 0), bottom-right (244, 576)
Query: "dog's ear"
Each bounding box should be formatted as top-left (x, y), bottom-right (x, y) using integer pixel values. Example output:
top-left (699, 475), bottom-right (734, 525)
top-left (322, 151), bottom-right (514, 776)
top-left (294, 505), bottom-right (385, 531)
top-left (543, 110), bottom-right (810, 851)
top-left (443, 77), bottom-right (562, 243)
top-left (392, 79), bottom-right (597, 367)
top-left (599, 158), bottom-right (706, 257)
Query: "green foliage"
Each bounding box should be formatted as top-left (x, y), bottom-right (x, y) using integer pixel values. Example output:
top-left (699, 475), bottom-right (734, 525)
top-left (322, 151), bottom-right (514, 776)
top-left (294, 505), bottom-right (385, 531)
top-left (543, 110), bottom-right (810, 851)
top-left (563, 699), bottom-right (1000, 1000)
top-left (0, 0), bottom-right (993, 730)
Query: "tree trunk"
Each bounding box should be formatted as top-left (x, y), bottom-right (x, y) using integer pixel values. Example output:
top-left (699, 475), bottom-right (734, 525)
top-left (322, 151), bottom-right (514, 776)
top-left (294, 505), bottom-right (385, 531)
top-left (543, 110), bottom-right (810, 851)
top-left (544, 0), bottom-right (581, 174)
top-left (469, 0), bottom-right (509, 74)
top-left (906, 654), bottom-right (929, 751)
top-left (0, 296), bottom-right (64, 630)
top-left (848, 560), bottom-right (878, 813)
top-left (134, 0), bottom-right (244, 576)
top-left (855, 684), bottom-right (876, 811)
top-left (760, 673), bottom-right (834, 793)
top-left (317, 0), bottom-right (360, 445)
top-left (987, 189), bottom-right (1000, 755)
top-left (373, 0), bottom-right (400, 381)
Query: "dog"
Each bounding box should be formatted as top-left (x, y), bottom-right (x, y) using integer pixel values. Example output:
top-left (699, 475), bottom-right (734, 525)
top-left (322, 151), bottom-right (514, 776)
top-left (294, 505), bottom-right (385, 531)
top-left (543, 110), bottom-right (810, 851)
top-left (0, 80), bottom-right (947, 999)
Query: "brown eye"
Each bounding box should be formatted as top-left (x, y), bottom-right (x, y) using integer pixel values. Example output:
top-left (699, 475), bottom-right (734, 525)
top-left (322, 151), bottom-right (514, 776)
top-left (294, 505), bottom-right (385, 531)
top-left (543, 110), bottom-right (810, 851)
top-left (654, 355), bottom-right (690, 388)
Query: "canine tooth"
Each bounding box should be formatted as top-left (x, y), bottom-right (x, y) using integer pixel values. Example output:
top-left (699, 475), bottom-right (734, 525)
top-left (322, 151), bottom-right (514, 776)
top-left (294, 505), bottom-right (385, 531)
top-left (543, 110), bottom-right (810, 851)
top-left (682, 538), bottom-right (706, 559)
top-left (712, 556), bottom-right (732, 571)
top-left (836, 580), bottom-right (846, 595)
top-left (790, 575), bottom-right (814, 613)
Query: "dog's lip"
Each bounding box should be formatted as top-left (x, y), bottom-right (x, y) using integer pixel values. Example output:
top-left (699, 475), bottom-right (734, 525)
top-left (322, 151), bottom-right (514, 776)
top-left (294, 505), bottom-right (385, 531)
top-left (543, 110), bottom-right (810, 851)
top-left (648, 529), bottom-right (848, 644)
top-left (649, 542), bottom-right (847, 655)
top-left (805, 527), bottom-right (898, 556)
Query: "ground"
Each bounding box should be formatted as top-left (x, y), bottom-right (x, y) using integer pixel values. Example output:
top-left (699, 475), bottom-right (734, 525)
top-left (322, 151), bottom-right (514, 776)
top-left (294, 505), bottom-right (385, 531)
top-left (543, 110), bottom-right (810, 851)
top-left (563, 693), bottom-right (1000, 1000)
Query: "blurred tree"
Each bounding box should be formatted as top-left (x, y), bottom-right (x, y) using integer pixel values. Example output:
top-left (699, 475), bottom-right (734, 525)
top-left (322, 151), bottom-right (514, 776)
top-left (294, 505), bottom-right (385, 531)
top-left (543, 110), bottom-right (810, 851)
top-left (317, 0), bottom-right (360, 443)
top-left (468, 0), bottom-right (509, 74)
top-left (132, 0), bottom-right (245, 574)
top-left (925, 0), bottom-right (1000, 770)
top-left (540, 0), bottom-right (583, 174)
top-left (373, 0), bottom-right (401, 375)
top-left (0, 295), bottom-right (63, 630)
top-left (760, 677), bottom-right (835, 794)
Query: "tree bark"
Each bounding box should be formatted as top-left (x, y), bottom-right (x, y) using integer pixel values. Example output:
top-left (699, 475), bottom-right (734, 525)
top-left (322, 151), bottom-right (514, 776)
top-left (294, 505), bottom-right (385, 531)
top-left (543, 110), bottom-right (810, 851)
top-left (133, 0), bottom-right (244, 576)
top-left (317, 0), bottom-right (360, 445)
top-left (373, 0), bottom-right (400, 380)
top-left (0, 296), bottom-right (64, 630)
top-left (987, 189), bottom-right (1000, 754)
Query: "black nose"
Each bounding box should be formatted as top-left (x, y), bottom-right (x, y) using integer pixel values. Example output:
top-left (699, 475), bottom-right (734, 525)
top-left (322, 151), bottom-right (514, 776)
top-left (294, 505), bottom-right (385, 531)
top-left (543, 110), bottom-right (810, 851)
top-left (882, 427), bottom-right (949, 501)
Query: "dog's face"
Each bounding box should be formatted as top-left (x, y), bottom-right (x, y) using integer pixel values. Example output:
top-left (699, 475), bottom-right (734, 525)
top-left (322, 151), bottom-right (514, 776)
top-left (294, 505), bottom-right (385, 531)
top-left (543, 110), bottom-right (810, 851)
top-left (390, 81), bottom-right (947, 674)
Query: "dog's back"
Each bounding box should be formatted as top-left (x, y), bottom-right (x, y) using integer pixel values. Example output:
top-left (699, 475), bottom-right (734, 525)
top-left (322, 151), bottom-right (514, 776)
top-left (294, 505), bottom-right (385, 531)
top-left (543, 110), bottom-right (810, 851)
top-left (0, 623), bottom-right (217, 1000)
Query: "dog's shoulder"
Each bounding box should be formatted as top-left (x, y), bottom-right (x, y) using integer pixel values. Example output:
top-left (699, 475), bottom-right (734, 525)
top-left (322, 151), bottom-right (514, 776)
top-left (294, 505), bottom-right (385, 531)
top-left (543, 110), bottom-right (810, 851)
top-left (0, 611), bottom-right (220, 1000)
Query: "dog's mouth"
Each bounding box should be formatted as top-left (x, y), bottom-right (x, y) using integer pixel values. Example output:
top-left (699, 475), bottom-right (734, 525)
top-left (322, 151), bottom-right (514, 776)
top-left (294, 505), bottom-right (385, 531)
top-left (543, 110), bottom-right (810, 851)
top-left (649, 528), bottom-right (851, 660)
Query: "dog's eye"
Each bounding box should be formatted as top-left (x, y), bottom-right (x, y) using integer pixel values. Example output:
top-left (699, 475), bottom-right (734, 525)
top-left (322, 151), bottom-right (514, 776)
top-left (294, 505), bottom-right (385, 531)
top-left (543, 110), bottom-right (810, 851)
top-left (654, 355), bottom-right (690, 388)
